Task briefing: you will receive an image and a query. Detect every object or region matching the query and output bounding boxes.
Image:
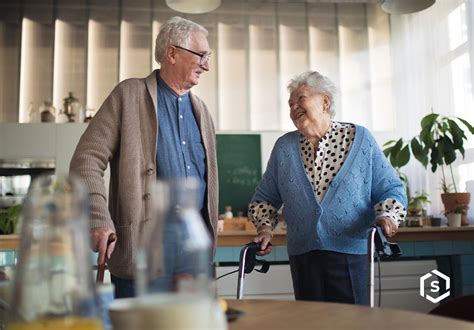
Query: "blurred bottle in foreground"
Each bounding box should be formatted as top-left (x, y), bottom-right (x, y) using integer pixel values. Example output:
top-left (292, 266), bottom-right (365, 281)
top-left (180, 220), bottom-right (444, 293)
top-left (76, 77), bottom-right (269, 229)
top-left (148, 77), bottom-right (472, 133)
top-left (8, 175), bottom-right (103, 330)
top-left (134, 178), bottom-right (226, 329)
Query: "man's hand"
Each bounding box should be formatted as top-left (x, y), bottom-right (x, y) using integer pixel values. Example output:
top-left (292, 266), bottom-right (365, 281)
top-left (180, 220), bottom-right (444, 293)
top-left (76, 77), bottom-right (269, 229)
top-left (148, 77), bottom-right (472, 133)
top-left (375, 217), bottom-right (398, 238)
top-left (91, 227), bottom-right (116, 265)
top-left (253, 226), bottom-right (273, 256)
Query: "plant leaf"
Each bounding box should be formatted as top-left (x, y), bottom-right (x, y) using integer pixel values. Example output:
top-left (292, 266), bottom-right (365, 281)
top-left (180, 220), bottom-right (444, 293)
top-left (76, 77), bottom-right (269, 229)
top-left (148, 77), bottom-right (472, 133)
top-left (458, 117), bottom-right (474, 134)
top-left (397, 145), bottom-right (411, 167)
top-left (421, 113), bottom-right (439, 129)
top-left (382, 140), bottom-right (396, 157)
top-left (430, 147), bottom-right (439, 173)
top-left (411, 138), bottom-right (428, 167)
top-left (441, 136), bottom-right (456, 165)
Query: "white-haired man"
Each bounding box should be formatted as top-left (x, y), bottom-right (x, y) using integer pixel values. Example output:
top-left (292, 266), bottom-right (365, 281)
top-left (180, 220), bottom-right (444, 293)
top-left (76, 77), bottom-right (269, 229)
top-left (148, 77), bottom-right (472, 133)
top-left (70, 16), bottom-right (218, 298)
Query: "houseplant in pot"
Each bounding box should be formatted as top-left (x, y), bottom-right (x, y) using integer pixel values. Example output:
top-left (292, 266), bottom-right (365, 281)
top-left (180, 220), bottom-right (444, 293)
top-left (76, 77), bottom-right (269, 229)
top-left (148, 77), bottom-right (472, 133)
top-left (410, 112), bottom-right (474, 225)
top-left (443, 205), bottom-right (467, 227)
top-left (407, 191), bottom-right (430, 217)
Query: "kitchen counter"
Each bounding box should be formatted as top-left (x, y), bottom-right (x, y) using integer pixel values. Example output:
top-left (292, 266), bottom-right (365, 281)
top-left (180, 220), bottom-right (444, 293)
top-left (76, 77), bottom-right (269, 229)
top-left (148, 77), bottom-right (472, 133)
top-left (1, 226), bottom-right (473, 250)
top-left (217, 225), bottom-right (474, 246)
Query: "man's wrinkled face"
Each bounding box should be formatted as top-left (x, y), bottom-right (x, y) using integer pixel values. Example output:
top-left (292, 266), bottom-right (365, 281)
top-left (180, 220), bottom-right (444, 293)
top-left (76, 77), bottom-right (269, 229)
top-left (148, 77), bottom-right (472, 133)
top-left (173, 31), bottom-right (211, 89)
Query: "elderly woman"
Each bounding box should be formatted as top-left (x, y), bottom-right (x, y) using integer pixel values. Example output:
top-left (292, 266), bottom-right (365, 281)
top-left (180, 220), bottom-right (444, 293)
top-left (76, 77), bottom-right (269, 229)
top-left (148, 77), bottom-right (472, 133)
top-left (248, 71), bottom-right (407, 305)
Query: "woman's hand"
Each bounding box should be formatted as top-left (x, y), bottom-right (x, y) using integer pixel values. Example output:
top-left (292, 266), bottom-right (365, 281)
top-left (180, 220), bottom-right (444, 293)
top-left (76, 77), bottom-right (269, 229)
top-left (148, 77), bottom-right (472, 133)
top-left (253, 226), bottom-right (273, 256)
top-left (375, 217), bottom-right (398, 238)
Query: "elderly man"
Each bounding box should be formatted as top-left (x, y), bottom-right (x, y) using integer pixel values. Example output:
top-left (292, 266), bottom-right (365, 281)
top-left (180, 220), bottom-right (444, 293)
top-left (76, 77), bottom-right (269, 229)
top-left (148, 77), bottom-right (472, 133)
top-left (70, 16), bottom-right (218, 298)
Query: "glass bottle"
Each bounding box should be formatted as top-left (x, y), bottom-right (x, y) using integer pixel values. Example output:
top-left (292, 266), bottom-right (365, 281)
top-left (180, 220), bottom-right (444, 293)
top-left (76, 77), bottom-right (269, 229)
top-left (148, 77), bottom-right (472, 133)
top-left (135, 178), bottom-right (224, 329)
top-left (8, 175), bottom-right (103, 330)
top-left (27, 102), bottom-right (38, 123)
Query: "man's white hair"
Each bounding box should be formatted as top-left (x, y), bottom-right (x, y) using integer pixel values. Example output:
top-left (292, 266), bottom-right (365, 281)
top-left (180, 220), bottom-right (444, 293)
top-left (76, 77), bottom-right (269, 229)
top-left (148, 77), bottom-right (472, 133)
top-left (154, 16), bottom-right (208, 64)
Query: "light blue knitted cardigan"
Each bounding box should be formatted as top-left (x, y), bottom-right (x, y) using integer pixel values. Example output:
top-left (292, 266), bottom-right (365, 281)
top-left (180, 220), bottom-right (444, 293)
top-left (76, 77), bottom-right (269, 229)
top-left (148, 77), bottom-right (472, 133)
top-left (251, 124), bottom-right (407, 256)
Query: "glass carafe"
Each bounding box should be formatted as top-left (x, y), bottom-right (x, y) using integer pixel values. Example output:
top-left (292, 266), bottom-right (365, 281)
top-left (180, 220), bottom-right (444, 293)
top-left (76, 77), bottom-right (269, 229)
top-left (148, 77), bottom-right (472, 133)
top-left (8, 175), bottom-right (103, 330)
top-left (135, 178), bottom-right (217, 329)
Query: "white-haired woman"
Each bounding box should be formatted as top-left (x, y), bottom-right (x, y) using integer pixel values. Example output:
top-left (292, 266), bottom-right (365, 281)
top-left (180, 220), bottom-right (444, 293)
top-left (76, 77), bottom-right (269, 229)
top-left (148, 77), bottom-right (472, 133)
top-left (248, 71), bottom-right (407, 304)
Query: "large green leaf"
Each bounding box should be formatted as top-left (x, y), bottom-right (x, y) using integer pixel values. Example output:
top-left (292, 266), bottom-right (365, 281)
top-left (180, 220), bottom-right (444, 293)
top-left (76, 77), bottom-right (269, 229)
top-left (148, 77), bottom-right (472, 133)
top-left (448, 120), bottom-right (465, 142)
top-left (383, 140), bottom-right (397, 147)
top-left (440, 137), bottom-right (456, 165)
top-left (448, 119), bottom-right (466, 158)
top-left (420, 113), bottom-right (439, 129)
top-left (389, 139), bottom-right (403, 167)
top-left (419, 125), bottom-right (434, 147)
top-left (397, 145), bottom-right (411, 167)
top-left (411, 138), bottom-right (428, 167)
top-left (458, 117), bottom-right (474, 134)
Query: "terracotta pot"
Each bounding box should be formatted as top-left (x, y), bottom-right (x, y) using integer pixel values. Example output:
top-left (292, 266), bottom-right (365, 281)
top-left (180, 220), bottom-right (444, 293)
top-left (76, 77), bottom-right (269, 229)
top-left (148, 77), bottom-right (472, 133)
top-left (441, 192), bottom-right (470, 226)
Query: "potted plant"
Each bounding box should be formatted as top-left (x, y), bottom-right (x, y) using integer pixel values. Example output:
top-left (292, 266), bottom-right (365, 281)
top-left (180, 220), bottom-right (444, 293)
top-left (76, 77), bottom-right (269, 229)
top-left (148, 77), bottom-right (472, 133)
top-left (410, 112), bottom-right (474, 225)
top-left (443, 205), bottom-right (467, 227)
top-left (407, 191), bottom-right (431, 216)
top-left (0, 204), bottom-right (22, 235)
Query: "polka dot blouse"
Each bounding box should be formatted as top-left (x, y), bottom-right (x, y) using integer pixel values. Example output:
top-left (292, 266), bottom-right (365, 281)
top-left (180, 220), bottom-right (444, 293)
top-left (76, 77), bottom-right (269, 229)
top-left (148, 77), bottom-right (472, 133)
top-left (249, 121), bottom-right (407, 231)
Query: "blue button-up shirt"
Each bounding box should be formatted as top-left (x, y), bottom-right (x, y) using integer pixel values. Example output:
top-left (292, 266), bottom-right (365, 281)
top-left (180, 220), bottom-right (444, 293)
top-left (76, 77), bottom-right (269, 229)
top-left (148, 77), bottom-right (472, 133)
top-left (156, 75), bottom-right (207, 211)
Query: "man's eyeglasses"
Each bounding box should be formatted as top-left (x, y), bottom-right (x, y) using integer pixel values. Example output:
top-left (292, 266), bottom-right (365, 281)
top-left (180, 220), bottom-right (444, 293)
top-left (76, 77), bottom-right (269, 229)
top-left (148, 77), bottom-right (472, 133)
top-left (173, 45), bottom-right (211, 66)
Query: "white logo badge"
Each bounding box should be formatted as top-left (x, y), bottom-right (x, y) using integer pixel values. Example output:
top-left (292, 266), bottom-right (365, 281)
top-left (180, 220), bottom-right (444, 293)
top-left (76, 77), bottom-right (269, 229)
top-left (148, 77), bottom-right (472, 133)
top-left (420, 269), bottom-right (450, 303)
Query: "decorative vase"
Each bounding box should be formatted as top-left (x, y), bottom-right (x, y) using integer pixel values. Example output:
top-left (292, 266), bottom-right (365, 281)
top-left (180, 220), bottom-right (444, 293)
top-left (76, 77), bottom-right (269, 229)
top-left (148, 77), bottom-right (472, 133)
top-left (441, 192), bottom-right (470, 226)
top-left (447, 213), bottom-right (462, 227)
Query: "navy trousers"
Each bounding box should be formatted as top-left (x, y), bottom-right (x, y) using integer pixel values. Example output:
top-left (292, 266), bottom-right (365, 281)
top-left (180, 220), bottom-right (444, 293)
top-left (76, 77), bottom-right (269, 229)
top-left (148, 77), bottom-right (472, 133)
top-left (111, 274), bottom-right (135, 298)
top-left (289, 249), bottom-right (368, 305)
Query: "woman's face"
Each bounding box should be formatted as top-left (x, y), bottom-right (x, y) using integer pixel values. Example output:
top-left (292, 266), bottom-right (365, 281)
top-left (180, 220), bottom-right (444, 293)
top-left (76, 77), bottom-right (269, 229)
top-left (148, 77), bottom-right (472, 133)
top-left (288, 85), bottom-right (330, 132)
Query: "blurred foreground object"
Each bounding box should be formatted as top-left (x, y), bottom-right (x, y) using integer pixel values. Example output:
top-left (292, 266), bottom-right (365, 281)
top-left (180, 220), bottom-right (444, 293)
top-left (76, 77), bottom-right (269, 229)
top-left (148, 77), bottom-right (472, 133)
top-left (8, 175), bottom-right (103, 330)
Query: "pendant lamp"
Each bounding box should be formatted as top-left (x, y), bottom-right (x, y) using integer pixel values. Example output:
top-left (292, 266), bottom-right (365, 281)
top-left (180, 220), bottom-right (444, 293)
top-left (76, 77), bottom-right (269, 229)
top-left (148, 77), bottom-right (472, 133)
top-left (166, 0), bottom-right (221, 14)
top-left (381, 0), bottom-right (435, 14)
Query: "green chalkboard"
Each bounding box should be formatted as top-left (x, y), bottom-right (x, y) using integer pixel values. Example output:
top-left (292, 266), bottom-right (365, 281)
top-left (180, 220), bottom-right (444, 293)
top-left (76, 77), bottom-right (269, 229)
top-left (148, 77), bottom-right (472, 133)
top-left (216, 134), bottom-right (261, 216)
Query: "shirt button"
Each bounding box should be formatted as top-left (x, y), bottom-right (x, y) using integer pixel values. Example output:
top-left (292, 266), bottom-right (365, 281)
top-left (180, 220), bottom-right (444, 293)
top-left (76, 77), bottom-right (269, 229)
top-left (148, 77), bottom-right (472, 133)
top-left (182, 141), bottom-right (186, 145)
top-left (146, 168), bottom-right (154, 175)
top-left (187, 165), bottom-right (190, 170)
top-left (144, 193), bottom-right (151, 200)
top-left (179, 115), bottom-right (183, 119)
top-left (178, 97), bottom-right (182, 102)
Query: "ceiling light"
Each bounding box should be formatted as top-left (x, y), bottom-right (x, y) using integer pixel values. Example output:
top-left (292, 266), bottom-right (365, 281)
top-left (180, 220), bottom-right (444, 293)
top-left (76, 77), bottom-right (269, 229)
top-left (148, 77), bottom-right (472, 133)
top-left (381, 0), bottom-right (435, 15)
top-left (166, 0), bottom-right (221, 14)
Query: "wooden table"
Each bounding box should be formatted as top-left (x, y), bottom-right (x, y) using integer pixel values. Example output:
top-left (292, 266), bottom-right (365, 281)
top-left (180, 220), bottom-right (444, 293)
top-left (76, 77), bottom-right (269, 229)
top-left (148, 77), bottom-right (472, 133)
top-left (227, 299), bottom-right (474, 329)
top-left (218, 226), bottom-right (474, 246)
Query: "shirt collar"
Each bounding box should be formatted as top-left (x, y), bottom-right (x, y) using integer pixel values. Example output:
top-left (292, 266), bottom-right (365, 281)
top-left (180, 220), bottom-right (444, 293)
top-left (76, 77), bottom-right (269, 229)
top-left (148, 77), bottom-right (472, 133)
top-left (157, 72), bottom-right (189, 99)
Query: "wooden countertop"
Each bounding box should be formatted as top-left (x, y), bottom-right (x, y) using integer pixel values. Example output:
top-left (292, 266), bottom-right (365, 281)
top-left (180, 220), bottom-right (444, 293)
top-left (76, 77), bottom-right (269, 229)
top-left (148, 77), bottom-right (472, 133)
top-left (217, 225), bottom-right (474, 246)
top-left (1, 226), bottom-right (473, 250)
top-left (227, 299), bottom-right (474, 329)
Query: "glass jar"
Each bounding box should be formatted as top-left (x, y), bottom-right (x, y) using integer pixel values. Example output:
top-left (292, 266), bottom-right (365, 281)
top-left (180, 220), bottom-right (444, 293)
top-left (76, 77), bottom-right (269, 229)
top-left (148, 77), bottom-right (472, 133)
top-left (224, 205), bottom-right (233, 219)
top-left (8, 175), bottom-right (103, 330)
top-left (134, 178), bottom-right (224, 329)
top-left (39, 101), bottom-right (56, 123)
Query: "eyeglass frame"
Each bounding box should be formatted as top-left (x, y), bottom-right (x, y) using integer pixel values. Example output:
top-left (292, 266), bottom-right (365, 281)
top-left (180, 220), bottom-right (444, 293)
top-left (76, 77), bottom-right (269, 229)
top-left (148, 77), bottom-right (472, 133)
top-left (172, 45), bottom-right (212, 66)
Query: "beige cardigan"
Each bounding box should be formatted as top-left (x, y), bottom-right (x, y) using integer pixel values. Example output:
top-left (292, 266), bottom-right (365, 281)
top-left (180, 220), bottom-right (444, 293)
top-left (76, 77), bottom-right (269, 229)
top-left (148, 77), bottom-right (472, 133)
top-left (70, 70), bottom-right (218, 279)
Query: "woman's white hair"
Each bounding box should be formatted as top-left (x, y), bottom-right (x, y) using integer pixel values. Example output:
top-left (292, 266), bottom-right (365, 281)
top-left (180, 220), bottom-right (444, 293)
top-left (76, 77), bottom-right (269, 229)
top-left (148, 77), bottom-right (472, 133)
top-left (287, 71), bottom-right (337, 118)
top-left (154, 16), bottom-right (208, 64)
